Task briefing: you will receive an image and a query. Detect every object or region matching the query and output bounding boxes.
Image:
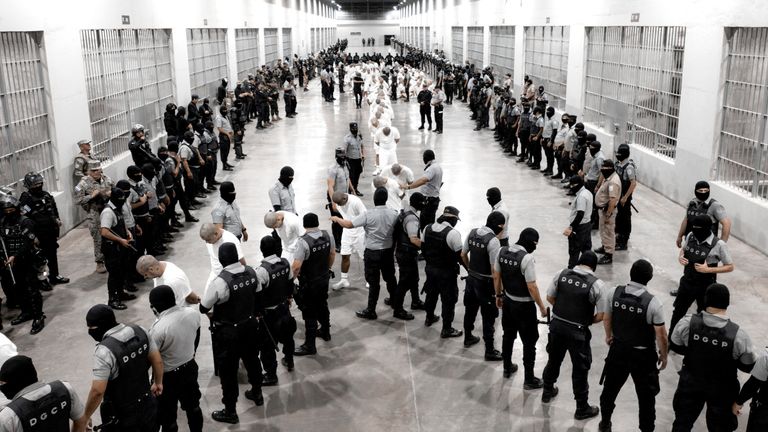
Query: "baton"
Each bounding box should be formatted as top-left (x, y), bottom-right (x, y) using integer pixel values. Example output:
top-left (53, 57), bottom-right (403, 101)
top-left (0, 235), bottom-right (16, 285)
top-left (258, 315), bottom-right (280, 352)
top-left (631, 203), bottom-right (639, 214)
top-left (537, 307), bottom-right (551, 325)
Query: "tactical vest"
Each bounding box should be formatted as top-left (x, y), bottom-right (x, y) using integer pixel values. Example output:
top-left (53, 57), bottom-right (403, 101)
top-left (0, 217), bottom-right (32, 257)
top-left (20, 192), bottom-right (57, 233)
top-left (213, 267), bottom-right (258, 325)
top-left (102, 205), bottom-right (126, 249)
top-left (685, 199), bottom-right (718, 236)
top-left (614, 159), bottom-right (636, 196)
top-left (180, 143), bottom-right (201, 168)
top-left (682, 235), bottom-right (719, 280)
top-left (260, 258), bottom-right (292, 308)
top-left (498, 246), bottom-right (529, 299)
top-left (611, 285), bottom-right (655, 348)
top-left (129, 183), bottom-right (149, 217)
top-left (422, 224), bottom-right (457, 272)
top-left (6, 381), bottom-right (71, 432)
top-left (299, 232), bottom-right (331, 283)
top-left (100, 325), bottom-right (151, 412)
top-left (518, 112), bottom-right (533, 133)
top-left (684, 313), bottom-right (739, 381)
top-left (467, 228), bottom-right (495, 280)
top-left (394, 210), bottom-right (419, 256)
top-left (552, 269), bottom-right (598, 328)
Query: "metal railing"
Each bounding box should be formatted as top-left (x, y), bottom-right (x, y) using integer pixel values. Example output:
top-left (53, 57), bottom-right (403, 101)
top-left (524, 26), bottom-right (569, 111)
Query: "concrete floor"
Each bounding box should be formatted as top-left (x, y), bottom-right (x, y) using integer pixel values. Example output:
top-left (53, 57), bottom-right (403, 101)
top-left (5, 51), bottom-right (768, 431)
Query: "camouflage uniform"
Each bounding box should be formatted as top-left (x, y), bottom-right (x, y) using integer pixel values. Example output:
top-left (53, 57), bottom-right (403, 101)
top-left (74, 173), bottom-right (113, 263)
top-left (72, 152), bottom-right (91, 184)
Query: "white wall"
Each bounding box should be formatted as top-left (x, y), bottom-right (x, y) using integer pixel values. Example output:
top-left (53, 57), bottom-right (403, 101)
top-left (399, 0), bottom-right (768, 253)
top-left (338, 21), bottom-right (399, 49)
top-left (0, 0), bottom-right (336, 231)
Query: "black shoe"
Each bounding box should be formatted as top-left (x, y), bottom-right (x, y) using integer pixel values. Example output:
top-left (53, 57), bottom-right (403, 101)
top-left (185, 216), bottom-right (199, 223)
top-left (294, 344), bottom-right (317, 356)
top-left (440, 328), bottom-right (463, 338)
top-left (211, 409), bottom-right (239, 424)
top-left (464, 334), bottom-right (481, 348)
top-left (171, 220), bottom-right (184, 228)
top-left (575, 405), bottom-right (600, 420)
top-left (393, 309), bottom-right (415, 320)
top-left (503, 364), bottom-right (519, 378)
top-left (484, 349), bottom-right (503, 361)
top-left (30, 316), bottom-right (45, 335)
top-left (190, 200), bottom-right (202, 206)
top-left (593, 246), bottom-right (606, 254)
top-left (207, 186), bottom-right (217, 191)
top-left (169, 227), bottom-right (180, 233)
top-left (524, 377), bottom-right (544, 390)
top-left (281, 356), bottom-right (294, 371)
top-left (118, 292), bottom-right (136, 301)
top-left (108, 299), bottom-right (127, 310)
top-left (124, 284), bottom-right (138, 293)
top-left (551, 174), bottom-right (563, 180)
top-left (245, 388), bottom-right (264, 405)
top-left (597, 254), bottom-right (613, 265)
top-left (11, 313), bottom-right (33, 326)
top-left (212, 180), bottom-right (222, 185)
top-left (223, 166), bottom-right (234, 171)
top-left (383, 297), bottom-right (391, 306)
top-left (473, 127), bottom-right (482, 131)
top-left (542, 387), bottom-right (559, 403)
top-left (436, 130), bottom-right (442, 134)
top-left (411, 299), bottom-right (425, 310)
top-left (355, 190), bottom-right (364, 197)
top-left (418, 126), bottom-right (425, 130)
top-left (615, 243), bottom-right (628, 251)
top-left (262, 374), bottom-right (278, 386)
top-left (50, 275), bottom-right (70, 285)
top-left (195, 193), bottom-right (207, 199)
top-left (516, 158), bottom-right (526, 163)
top-left (598, 420), bottom-right (612, 432)
top-left (38, 280), bottom-right (53, 292)
top-left (425, 315), bottom-right (440, 327)
top-left (356, 308), bottom-right (378, 320)
top-left (319, 330), bottom-right (331, 341)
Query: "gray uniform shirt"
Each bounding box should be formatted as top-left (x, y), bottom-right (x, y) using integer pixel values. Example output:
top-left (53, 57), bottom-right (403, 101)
top-left (462, 225), bottom-right (502, 278)
top-left (749, 348), bottom-right (768, 381)
top-left (402, 205), bottom-right (420, 239)
top-left (671, 311), bottom-right (756, 365)
top-left (294, 230), bottom-right (336, 261)
top-left (149, 306), bottom-right (201, 370)
top-left (351, 205), bottom-right (398, 250)
top-left (570, 186), bottom-right (593, 225)
top-left (214, 113), bottom-right (233, 134)
top-left (328, 163), bottom-right (350, 194)
top-left (0, 382), bottom-right (85, 430)
top-left (211, 198), bottom-right (244, 237)
top-left (268, 181), bottom-right (296, 213)
top-left (547, 266), bottom-right (606, 325)
top-left (256, 255), bottom-right (294, 308)
top-left (684, 233), bottom-right (733, 266)
top-left (420, 161), bottom-right (443, 198)
top-left (492, 201), bottom-right (511, 241)
top-left (616, 159), bottom-right (637, 182)
top-left (201, 263), bottom-right (261, 309)
top-left (93, 324), bottom-right (158, 381)
top-left (494, 243), bottom-right (536, 301)
top-left (586, 150), bottom-right (605, 181)
top-left (420, 221), bottom-right (463, 251)
top-left (344, 133), bottom-right (364, 160)
top-left (690, 198), bottom-right (728, 224)
top-left (99, 202), bottom-right (122, 231)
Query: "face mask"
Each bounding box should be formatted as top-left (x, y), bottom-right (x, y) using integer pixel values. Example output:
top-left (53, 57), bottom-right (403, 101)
top-left (520, 242), bottom-right (537, 253)
top-left (130, 173), bottom-right (143, 182)
top-left (489, 224), bottom-right (504, 235)
top-left (695, 190), bottom-right (710, 202)
top-left (159, 153), bottom-right (169, 161)
top-left (30, 186), bottom-right (44, 196)
top-left (616, 151), bottom-right (629, 161)
top-left (111, 197), bottom-right (127, 208)
top-left (589, 147), bottom-right (599, 156)
top-left (601, 168), bottom-right (614, 177)
top-left (222, 192), bottom-right (236, 204)
top-left (569, 183), bottom-right (582, 193)
top-left (88, 327), bottom-right (108, 342)
top-left (0, 383), bottom-right (19, 400)
top-left (692, 225), bottom-right (711, 242)
top-left (350, 127), bottom-right (358, 135)
top-left (336, 157), bottom-right (346, 166)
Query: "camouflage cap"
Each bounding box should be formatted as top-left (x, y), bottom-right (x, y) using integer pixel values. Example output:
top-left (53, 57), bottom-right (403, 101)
top-left (87, 160), bottom-right (102, 171)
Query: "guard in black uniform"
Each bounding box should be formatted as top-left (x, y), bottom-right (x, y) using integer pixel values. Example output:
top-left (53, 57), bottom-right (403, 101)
top-left (598, 260), bottom-right (668, 432)
top-left (0, 355), bottom-right (87, 431)
top-left (257, 235), bottom-right (297, 382)
top-left (292, 213), bottom-right (335, 356)
top-left (19, 171), bottom-right (69, 286)
top-left (99, 188), bottom-right (135, 311)
top-left (495, 228), bottom-right (548, 387)
top-left (461, 211), bottom-right (506, 361)
top-left (0, 193), bottom-right (45, 334)
top-left (200, 243), bottom-right (264, 424)
top-left (670, 284), bottom-right (756, 432)
top-left (541, 251), bottom-right (605, 420)
top-left (394, 193), bottom-right (426, 312)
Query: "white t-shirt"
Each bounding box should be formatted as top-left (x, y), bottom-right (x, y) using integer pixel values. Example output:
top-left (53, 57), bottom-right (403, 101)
top-left (375, 127), bottom-right (400, 151)
top-left (275, 211), bottom-right (304, 254)
top-left (380, 164), bottom-right (415, 185)
top-left (154, 262), bottom-right (193, 306)
top-left (205, 230), bottom-right (244, 293)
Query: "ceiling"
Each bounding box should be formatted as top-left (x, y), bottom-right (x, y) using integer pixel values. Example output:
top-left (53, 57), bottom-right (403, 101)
top-left (334, 0), bottom-right (401, 14)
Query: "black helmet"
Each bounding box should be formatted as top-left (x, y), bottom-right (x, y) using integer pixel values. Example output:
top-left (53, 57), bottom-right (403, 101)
top-left (0, 193), bottom-right (19, 210)
top-left (23, 172), bottom-right (44, 189)
top-left (131, 124), bottom-right (145, 135)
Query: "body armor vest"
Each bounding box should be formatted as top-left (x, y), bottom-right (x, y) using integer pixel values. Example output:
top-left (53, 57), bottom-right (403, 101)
top-left (422, 225), bottom-right (457, 272)
top-left (552, 269), bottom-right (598, 327)
top-left (394, 210), bottom-right (419, 256)
top-left (299, 232), bottom-right (331, 283)
top-left (467, 228), bottom-right (494, 280)
top-left (100, 325), bottom-right (151, 414)
top-left (6, 381), bottom-right (71, 432)
top-left (685, 199), bottom-right (719, 236)
top-left (260, 258), bottom-right (292, 308)
top-left (684, 313), bottom-right (738, 381)
top-left (498, 247), bottom-right (529, 299)
top-left (611, 285), bottom-right (655, 348)
top-left (213, 267), bottom-right (258, 325)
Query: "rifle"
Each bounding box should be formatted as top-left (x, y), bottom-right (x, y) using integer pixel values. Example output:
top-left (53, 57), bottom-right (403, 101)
top-left (0, 234), bottom-right (16, 285)
top-left (106, 228), bottom-right (137, 253)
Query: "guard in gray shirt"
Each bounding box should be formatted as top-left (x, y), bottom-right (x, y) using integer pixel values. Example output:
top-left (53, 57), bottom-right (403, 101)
top-left (734, 347), bottom-right (768, 431)
top-left (564, 176), bottom-right (594, 269)
top-left (344, 123), bottom-right (365, 195)
top-left (598, 260), bottom-right (668, 432)
top-left (403, 150), bottom-right (443, 230)
top-left (332, 188), bottom-right (404, 321)
top-left (461, 212), bottom-right (505, 361)
top-left (149, 285), bottom-right (203, 432)
top-left (269, 166), bottom-right (296, 213)
top-left (670, 284), bottom-right (756, 432)
top-left (211, 182), bottom-right (246, 240)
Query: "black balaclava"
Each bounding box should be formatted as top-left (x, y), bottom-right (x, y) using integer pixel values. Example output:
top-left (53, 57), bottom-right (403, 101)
top-left (303, 212), bottom-right (319, 229)
top-left (704, 283), bottom-right (730, 309)
top-left (218, 242), bottom-right (239, 267)
top-left (183, 131), bottom-right (195, 145)
top-left (695, 180), bottom-right (710, 202)
top-left (149, 285), bottom-right (176, 316)
top-left (127, 165), bottom-right (143, 183)
top-left (601, 160), bottom-right (615, 178)
top-left (335, 148), bottom-right (347, 166)
top-left (115, 180), bottom-right (132, 194)
top-left (690, 214), bottom-right (713, 242)
top-left (0, 355), bottom-right (38, 400)
top-left (409, 192), bottom-right (426, 211)
top-left (423, 149), bottom-right (436, 165)
top-left (279, 166), bottom-right (294, 187)
top-left (589, 141), bottom-right (602, 156)
top-left (630, 259), bottom-right (654, 285)
top-left (373, 187), bottom-right (388, 206)
top-left (220, 181), bottom-right (236, 204)
top-left (349, 122), bottom-right (359, 136)
top-left (577, 250), bottom-right (598, 271)
top-left (486, 187), bottom-right (502, 207)
top-left (158, 147), bottom-right (169, 161)
top-left (86, 304), bottom-right (118, 343)
top-left (546, 107), bottom-right (555, 119)
top-left (109, 187), bottom-right (126, 209)
top-left (516, 228), bottom-right (539, 253)
top-left (141, 163), bottom-right (155, 180)
top-left (486, 211), bottom-right (506, 235)
top-left (616, 144), bottom-right (630, 162)
top-left (260, 235), bottom-right (280, 257)
top-left (568, 175), bottom-right (585, 194)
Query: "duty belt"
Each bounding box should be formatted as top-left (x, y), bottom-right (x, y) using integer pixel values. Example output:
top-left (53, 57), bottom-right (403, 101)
top-left (212, 316), bottom-right (254, 328)
top-left (166, 359), bottom-right (195, 374)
